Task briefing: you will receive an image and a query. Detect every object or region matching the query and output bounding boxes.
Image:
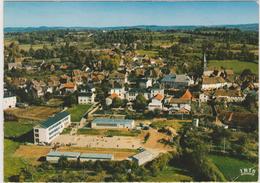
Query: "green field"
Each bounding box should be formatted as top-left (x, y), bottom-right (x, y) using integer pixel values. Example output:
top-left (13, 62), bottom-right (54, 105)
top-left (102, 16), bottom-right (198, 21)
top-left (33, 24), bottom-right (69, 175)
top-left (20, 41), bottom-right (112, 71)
top-left (147, 166), bottom-right (193, 182)
top-left (67, 104), bottom-right (92, 122)
top-left (77, 128), bottom-right (102, 135)
top-left (4, 122), bottom-right (33, 138)
top-left (150, 120), bottom-right (191, 132)
top-left (209, 155), bottom-right (258, 181)
top-left (105, 129), bottom-right (140, 137)
top-left (208, 60), bottom-right (258, 74)
top-left (4, 139), bottom-right (27, 181)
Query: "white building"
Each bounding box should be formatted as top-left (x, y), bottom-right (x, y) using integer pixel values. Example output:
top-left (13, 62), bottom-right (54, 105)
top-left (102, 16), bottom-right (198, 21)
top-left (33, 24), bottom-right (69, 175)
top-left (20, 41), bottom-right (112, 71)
top-left (3, 94), bottom-right (17, 110)
top-left (79, 153), bottom-right (114, 162)
top-left (201, 76), bottom-right (227, 90)
top-left (126, 88), bottom-right (150, 101)
top-left (139, 78), bottom-right (153, 89)
top-left (33, 111), bottom-right (71, 144)
top-left (148, 94), bottom-right (164, 111)
top-left (132, 150), bottom-right (156, 166)
top-left (46, 151), bottom-right (80, 163)
top-left (151, 87), bottom-right (164, 97)
top-left (110, 87), bottom-right (126, 99)
top-left (91, 118), bottom-right (135, 129)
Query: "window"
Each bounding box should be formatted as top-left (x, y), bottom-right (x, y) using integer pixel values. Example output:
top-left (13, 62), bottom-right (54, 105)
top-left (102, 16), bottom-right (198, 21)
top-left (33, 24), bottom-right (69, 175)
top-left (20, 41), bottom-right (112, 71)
top-left (35, 134), bottom-right (39, 137)
top-left (34, 129), bottom-right (39, 132)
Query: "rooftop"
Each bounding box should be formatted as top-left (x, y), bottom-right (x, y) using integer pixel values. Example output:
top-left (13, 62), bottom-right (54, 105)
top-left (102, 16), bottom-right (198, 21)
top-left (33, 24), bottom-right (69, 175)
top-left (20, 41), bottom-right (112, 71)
top-left (38, 111), bottom-right (70, 129)
top-left (132, 150), bottom-right (153, 160)
top-left (47, 151), bottom-right (80, 158)
top-left (92, 118), bottom-right (134, 125)
top-left (161, 74), bottom-right (190, 83)
top-left (80, 153), bottom-right (113, 159)
top-left (180, 89), bottom-right (193, 100)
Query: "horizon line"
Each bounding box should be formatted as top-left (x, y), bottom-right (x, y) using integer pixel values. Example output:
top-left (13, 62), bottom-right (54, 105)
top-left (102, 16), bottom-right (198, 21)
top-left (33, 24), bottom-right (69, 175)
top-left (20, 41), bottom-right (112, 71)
top-left (4, 22), bottom-right (259, 28)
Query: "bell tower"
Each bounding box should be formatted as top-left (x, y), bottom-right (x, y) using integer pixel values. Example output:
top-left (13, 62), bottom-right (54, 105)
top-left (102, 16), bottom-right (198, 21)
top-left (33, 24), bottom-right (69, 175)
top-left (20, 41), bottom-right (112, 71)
top-left (203, 53), bottom-right (207, 71)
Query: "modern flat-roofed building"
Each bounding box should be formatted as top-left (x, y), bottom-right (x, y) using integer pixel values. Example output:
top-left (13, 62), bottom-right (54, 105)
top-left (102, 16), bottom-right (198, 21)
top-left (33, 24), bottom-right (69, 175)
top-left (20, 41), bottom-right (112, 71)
top-left (79, 153), bottom-right (114, 162)
top-left (91, 118), bottom-right (135, 129)
top-left (34, 111), bottom-right (71, 144)
top-left (46, 151), bottom-right (80, 163)
top-left (132, 150), bottom-right (156, 166)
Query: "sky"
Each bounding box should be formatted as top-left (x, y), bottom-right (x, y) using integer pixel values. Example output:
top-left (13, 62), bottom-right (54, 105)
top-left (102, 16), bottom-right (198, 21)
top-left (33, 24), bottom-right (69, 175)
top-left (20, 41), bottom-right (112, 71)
top-left (4, 1), bottom-right (259, 27)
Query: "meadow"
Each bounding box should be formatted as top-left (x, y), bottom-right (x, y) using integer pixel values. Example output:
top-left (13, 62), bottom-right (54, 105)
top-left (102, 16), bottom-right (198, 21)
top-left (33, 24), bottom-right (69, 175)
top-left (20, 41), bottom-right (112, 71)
top-left (209, 155), bottom-right (258, 181)
top-left (208, 60), bottom-right (258, 74)
top-left (147, 166), bottom-right (193, 182)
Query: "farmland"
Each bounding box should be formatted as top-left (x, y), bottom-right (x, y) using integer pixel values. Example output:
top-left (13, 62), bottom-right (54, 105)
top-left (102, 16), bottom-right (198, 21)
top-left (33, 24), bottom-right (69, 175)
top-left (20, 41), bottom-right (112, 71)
top-left (208, 60), bottom-right (258, 74)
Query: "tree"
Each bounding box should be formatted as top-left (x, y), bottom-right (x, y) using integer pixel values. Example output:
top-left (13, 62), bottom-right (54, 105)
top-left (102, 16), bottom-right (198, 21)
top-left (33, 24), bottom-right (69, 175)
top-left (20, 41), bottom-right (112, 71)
top-left (58, 156), bottom-right (69, 169)
top-left (112, 97), bottom-right (123, 108)
top-left (64, 93), bottom-right (77, 107)
top-left (133, 94), bottom-right (148, 112)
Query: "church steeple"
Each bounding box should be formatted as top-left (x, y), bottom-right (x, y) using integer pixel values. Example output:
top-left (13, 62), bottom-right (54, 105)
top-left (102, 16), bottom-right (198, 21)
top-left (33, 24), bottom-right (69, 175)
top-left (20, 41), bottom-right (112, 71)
top-left (203, 53), bottom-right (207, 71)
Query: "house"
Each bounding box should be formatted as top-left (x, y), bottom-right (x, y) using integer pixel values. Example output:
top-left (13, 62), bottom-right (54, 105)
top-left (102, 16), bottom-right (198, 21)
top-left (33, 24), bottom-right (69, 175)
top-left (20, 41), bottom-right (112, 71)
top-left (78, 85), bottom-right (96, 104)
top-left (63, 82), bottom-right (77, 93)
top-left (168, 98), bottom-right (191, 114)
top-left (8, 62), bottom-right (22, 70)
top-left (91, 118), bottom-right (135, 129)
top-left (79, 153), bottom-right (114, 162)
top-left (200, 89), bottom-right (244, 103)
top-left (29, 80), bottom-right (46, 97)
top-left (150, 84), bottom-right (164, 97)
top-left (215, 89), bottom-right (245, 102)
top-left (132, 150), bottom-right (156, 166)
top-left (11, 77), bottom-right (27, 88)
top-left (3, 92), bottom-right (17, 110)
top-left (138, 78), bottom-right (153, 89)
top-left (108, 71), bottom-right (125, 85)
top-left (161, 74), bottom-right (193, 89)
top-left (46, 151), bottom-right (80, 163)
top-left (33, 111), bottom-right (71, 144)
top-left (60, 74), bottom-right (71, 84)
top-left (167, 90), bottom-right (192, 114)
top-left (148, 94), bottom-right (164, 111)
top-left (201, 76), bottom-right (227, 90)
top-left (126, 88), bottom-right (150, 101)
top-left (110, 87), bottom-right (126, 99)
top-left (32, 86), bottom-right (45, 97)
top-left (78, 89), bottom-right (96, 104)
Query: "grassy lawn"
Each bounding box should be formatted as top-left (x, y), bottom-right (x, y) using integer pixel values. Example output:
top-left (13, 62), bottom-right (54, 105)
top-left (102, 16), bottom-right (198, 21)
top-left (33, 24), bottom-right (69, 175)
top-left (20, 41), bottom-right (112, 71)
top-left (147, 166), bottom-right (193, 182)
top-left (77, 128), bottom-right (102, 135)
top-left (61, 127), bottom-right (72, 134)
top-left (4, 139), bottom-right (26, 181)
top-left (209, 155), bottom-right (258, 181)
top-left (4, 122), bottom-right (33, 138)
top-left (151, 120), bottom-right (191, 132)
top-left (19, 43), bottom-right (52, 51)
top-left (67, 104), bottom-right (92, 122)
top-left (105, 129), bottom-right (141, 137)
top-left (208, 60), bottom-right (258, 74)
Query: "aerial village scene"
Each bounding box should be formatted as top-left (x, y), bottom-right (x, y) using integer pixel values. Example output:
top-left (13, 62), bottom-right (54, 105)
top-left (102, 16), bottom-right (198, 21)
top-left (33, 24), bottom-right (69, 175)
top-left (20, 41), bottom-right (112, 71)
top-left (3, 1), bottom-right (259, 182)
